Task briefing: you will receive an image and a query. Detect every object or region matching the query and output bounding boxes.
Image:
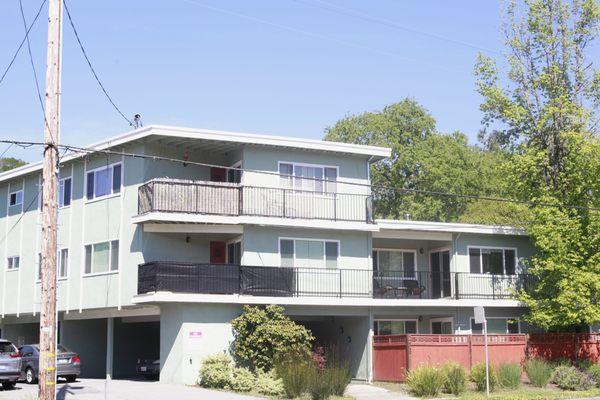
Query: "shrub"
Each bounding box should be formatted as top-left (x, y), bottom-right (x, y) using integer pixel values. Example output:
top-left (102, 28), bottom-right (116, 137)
top-left (327, 363), bottom-right (352, 396)
top-left (228, 367), bottom-right (254, 392)
top-left (576, 359), bottom-right (594, 371)
top-left (588, 364), bottom-right (600, 387)
top-left (275, 352), bottom-right (314, 398)
top-left (231, 305), bottom-right (314, 372)
top-left (525, 358), bottom-right (554, 388)
top-left (441, 362), bottom-right (467, 395)
top-left (406, 365), bottom-right (445, 397)
top-left (553, 365), bottom-right (596, 391)
top-left (199, 353), bottom-right (233, 389)
top-left (307, 368), bottom-right (333, 400)
top-left (470, 363), bottom-right (497, 392)
top-left (256, 369), bottom-right (285, 396)
top-left (497, 363), bottom-right (522, 389)
top-left (312, 346), bottom-right (327, 370)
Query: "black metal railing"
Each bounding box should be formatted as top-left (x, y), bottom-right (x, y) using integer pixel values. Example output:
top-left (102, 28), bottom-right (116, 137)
top-left (137, 180), bottom-right (373, 223)
top-left (138, 262), bottom-right (533, 300)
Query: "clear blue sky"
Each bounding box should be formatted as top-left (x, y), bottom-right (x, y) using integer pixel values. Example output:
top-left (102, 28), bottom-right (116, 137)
top-left (1, 0), bottom-right (508, 162)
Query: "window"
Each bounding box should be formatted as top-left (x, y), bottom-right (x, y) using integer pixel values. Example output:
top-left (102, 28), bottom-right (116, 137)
top-left (84, 240), bottom-right (119, 274)
top-left (373, 249), bottom-right (416, 278)
top-left (58, 177), bottom-right (72, 207)
top-left (227, 241), bottom-right (241, 265)
top-left (469, 247), bottom-right (517, 275)
top-left (37, 249), bottom-right (70, 279)
top-left (470, 318), bottom-right (520, 334)
top-left (86, 163), bottom-right (121, 200)
top-left (7, 256), bottom-right (19, 270)
top-left (431, 320), bottom-right (453, 334)
top-left (278, 162), bottom-right (337, 193)
top-left (9, 190), bottom-right (23, 207)
top-left (374, 320), bottom-right (418, 335)
top-left (279, 238), bottom-right (339, 269)
top-left (227, 162), bottom-right (242, 183)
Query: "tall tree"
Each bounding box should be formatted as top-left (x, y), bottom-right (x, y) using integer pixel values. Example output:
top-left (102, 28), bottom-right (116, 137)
top-left (324, 99), bottom-right (510, 222)
top-left (0, 157), bottom-right (25, 172)
top-left (475, 0), bottom-right (600, 329)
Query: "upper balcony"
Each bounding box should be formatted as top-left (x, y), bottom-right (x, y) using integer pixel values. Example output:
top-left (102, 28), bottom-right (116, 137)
top-left (136, 179), bottom-right (374, 226)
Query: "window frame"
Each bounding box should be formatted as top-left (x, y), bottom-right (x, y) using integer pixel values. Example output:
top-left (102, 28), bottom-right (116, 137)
top-left (430, 317), bottom-right (454, 334)
top-left (467, 246), bottom-right (518, 275)
top-left (226, 238), bottom-right (242, 265)
top-left (6, 255), bottom-right (20, 271)
top-left (83, 239), bottom-right (120, 276)
top-left (372, 248), bottom-right (418, 278)
top-left (278, 237), bottom-right (340, 269)
top-left (373, 319), bottom-right (419, 335)
top-left (84, 162), bottom-right (123, 202)
top-left (469, 317), bottom-right (521, 334)
top-left (58, 176), bottom-right (72, 208)
top-left (8, 189), bottom-right (23, 208)
top-left (36, 248), bottom-right (70, 281)
top-left (277, 161), bottom-right (339, 194)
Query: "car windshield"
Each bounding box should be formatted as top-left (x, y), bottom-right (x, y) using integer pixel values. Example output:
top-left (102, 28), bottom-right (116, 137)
top-left (0, 342), bottom-right (16, 354)
top-left (34, 344), bottom-right (71, 353)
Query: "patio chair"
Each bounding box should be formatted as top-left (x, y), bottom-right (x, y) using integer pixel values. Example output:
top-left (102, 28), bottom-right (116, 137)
top-left (404, 279), bottom-right (425, 298)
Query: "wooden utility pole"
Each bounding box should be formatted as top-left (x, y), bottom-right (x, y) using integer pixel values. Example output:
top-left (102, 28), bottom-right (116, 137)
top-left (39, 0), bottom-right (62, 399)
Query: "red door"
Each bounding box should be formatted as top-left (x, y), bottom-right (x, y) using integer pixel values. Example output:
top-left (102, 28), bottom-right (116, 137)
top-left (210, 241), bottom-right (226, 264)
top-left (210, 167), bottom-right (227, 182)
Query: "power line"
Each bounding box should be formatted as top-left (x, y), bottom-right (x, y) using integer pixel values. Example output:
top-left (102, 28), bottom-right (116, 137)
top-left (0, 138), bottom-right (598, 213)
top-left (0, 0), bottom-right (47, 87)
top-left (62, 0), bottom-right (134, 126)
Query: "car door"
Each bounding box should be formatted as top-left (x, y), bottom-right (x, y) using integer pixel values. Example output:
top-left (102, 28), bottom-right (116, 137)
top-left (19, 346), bottom-right (32, 378)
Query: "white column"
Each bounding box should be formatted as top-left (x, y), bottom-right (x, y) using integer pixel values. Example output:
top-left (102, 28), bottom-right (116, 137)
top-left (367, 308), bottom-right (374, 383)
top-left (106, 317), bottom-right (114, 379)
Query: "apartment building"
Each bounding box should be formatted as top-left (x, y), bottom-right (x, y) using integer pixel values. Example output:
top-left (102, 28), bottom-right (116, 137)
top-left (0, 125), bottom-right (535, 384)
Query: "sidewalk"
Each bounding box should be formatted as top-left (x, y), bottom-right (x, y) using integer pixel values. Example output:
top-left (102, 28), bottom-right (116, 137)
top-left (346, 383), bottom-right (415, 400)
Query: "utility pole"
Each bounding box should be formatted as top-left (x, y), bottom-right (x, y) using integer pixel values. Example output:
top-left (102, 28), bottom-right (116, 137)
top-left (39, 0), bottom-right (62, 399)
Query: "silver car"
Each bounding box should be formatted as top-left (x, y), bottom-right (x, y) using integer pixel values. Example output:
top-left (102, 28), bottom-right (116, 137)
top-left (0, 339), bottom-right (21, 390)
top-left (19, 344), bottom-right (80, 384)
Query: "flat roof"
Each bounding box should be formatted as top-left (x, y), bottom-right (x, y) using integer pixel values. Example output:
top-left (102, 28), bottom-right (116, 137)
top-left (0, 125), bottom-right (391, 184)
top-left (375, 219), bottom-right (526, 236)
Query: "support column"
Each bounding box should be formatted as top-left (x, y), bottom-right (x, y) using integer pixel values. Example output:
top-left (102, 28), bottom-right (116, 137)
top-left (106, 317), bottom-right (114, 380)
top-left (367, 308), bottom-right (374, 383)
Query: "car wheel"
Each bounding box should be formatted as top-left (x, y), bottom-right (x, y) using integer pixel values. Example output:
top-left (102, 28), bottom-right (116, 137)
top-left (65, 375), bottom-right (77, 383)
top-left (2, 381), bottom-right (16, 390)
top-left (25, 368), bottom-right (37, 384)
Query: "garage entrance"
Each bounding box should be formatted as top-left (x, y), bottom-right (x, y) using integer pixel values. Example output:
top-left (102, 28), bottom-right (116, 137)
top-left (113, 317), bottom-right (160, 379)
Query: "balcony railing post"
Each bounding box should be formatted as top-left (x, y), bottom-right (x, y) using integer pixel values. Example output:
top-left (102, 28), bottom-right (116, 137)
top-left (339, 269), bottom-right (342, 298)
top-left (282, 188), bottom-right (286, 218)
top-left (238, 186), bottom-right (243, 216)
top-left (334, 193), bottom-right (337, 221)
top-left (455, 272), bottom-right (459, 300)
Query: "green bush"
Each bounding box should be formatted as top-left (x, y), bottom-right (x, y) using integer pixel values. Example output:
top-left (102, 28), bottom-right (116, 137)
top-left (308, 368), bottom-right (333, 400)
top-left (524, 358), bottom-right (554, 388)
top-left (576, 359), bottom-right (594, 371)
top-left (406, 365), bottom-right (446, 397)
top-left (588, 364), bottom-right (600, 387)
top-left (553, 365), bottom-right (596, 391)
top-left (441, 362), bottom-right (467, 395)
top-left (275, 352), bottom-right (314, 398)
top-left (470, 363), bottom-right (497, 392)
top-left (231, 305), bottom-right (314, 372)
top-left (497, 363), bottom-right (522, 389)
top-left (228, 367), bottom-right (254, 392)
top-left (256, 369), bottom-right (285, 396)
top-left (327, 363), bottom-right (352, 396)
top-left (199, 353), bottom-right (233, 389)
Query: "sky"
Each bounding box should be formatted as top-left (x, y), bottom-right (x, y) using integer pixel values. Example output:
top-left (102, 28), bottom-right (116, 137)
top-left (0, 0), bottom-right (510, 162)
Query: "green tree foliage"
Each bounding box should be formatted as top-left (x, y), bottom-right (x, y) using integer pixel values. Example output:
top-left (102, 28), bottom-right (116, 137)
top-left (0, 157), bottom-right (25, 172)
top-left (231, 305), bottom-right (314, 372)
top-left (324, 99), bottom-right (512, 222)
top-left (475, 0), bottom-right (600, 329)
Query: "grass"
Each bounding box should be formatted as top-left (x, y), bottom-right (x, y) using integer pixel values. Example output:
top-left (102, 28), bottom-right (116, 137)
top-left (458, 387), bottom-right (600, 400)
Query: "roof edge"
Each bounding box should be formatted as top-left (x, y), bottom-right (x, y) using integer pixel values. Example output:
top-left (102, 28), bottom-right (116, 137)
top-left (375, 219), bottom-right (527, 236)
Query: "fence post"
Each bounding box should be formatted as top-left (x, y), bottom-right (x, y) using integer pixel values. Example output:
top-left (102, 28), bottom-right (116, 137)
top-left (468, 334), bottom-right (473, 369)
top-left (406, 334), bottom-right (411, 376)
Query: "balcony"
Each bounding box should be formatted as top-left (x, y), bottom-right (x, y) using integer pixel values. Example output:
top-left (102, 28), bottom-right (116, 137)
top-left (137, 262), bottom-right (534, 300)
top-left (137, 180), bottom-right (373, 223)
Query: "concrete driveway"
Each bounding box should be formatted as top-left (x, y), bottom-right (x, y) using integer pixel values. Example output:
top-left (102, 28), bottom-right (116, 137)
top-left (0, 378), bottom-right (263, 400)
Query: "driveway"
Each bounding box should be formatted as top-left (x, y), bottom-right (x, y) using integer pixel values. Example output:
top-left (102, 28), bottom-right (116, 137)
top-left (0, 378), bottom-right (262, 400)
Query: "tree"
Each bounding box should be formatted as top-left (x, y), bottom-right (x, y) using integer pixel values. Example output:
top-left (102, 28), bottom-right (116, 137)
top-left (0, 157), bottom-right (25, 172)
top-left (231, 305), bottom-right (314, 372)
top-left (324, 99), bottom-right (513, 222)
top-left (475, 0), bottom-right (600, 329)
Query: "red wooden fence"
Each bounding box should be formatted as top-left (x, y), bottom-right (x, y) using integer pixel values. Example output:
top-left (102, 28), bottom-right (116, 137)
top-left (373, 333), bottom-right (599, 382)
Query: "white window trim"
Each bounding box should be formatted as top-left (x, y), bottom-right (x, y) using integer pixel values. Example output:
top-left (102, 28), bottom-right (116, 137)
top-left (82, 238), bottom-right (120, 276)
top-left (430, 317), bottom-right (454, 334)
top-left (84, 162), bottom-right (123, 203)
top-left (8, 189), bottom-right (23, 208)
top-left (6, 255), bottom-right (20, 271)
top-left (36, 248), bottom-right (70, 282)
top-left (374, 318), bottom-right (419, 334)
top-left (469, 317), bottom-right (521, 334)
top-left (373, 248), bottom-right (418, 276)
top-left (227, 161), bottom-right (243, 184)
top-left (226, 236), bottom-right (243, 264)
top-left (467, 245), bottom-right (519, 276)
top-left (277, 161), bottom-right (339, 193)
top-left (278, 237), bottom-right (341, 269)
top-left (58, 176), bottom-right (72, 209)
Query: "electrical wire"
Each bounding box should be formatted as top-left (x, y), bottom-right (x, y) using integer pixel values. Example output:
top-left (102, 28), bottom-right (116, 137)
top-left (0, 0), bottom-right (47, 87)
top-left (62, 0), bottom-right (134, 126)
top-left (0, 139), bottom-right (598, 213)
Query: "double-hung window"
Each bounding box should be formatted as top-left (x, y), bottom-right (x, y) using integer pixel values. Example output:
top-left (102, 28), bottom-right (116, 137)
top-left (9, 190), bottom-right (23, 207)
top-left (469, 247), bottom-right (516, 275)
top-left (372, 249), bottom-right (416, 278)
top-left (280, 238), bottom-right (339, 269)
top-left (86, 163), bottom-right (122, 200)
top-left (7, 256), bottom-right (19, 270)
top-left (59, 177), bottom-right (72, 207)
top-left (278, 162), bottom-right (337, 194)
top-left (84, 240), bottom-right (119, 274)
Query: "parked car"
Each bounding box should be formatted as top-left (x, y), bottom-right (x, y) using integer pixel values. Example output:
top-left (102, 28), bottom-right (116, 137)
top-left (19, 344), bottom-right (80, 384)
top-left (136, 358), bottom-right (159, 380)
top-left (0, 339), bottom-right (21, 390)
